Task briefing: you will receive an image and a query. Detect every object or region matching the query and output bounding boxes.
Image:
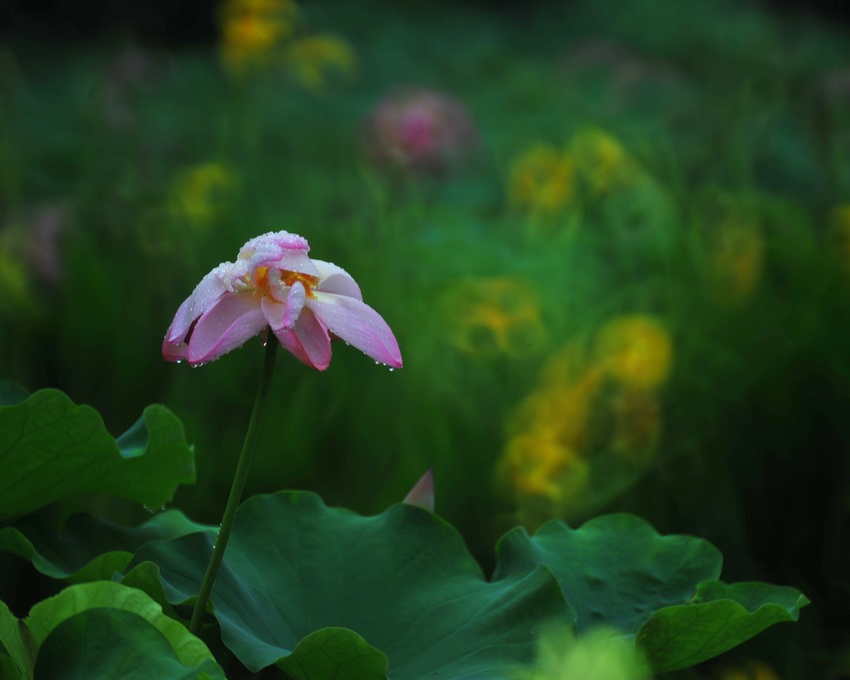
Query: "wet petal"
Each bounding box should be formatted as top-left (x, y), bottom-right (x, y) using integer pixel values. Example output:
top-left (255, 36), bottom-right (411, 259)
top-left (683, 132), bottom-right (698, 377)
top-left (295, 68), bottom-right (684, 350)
top-left (240, 231), bottom-right (319, 276)
top-left (248, 248), bottom-right (319, 277)
top-left (313, 260), bottom-right (362, 299)
top-left (240, 230), bottom-right (309, 258)
top-left (187, 293), bottom-right (267, 364)
top-left (275, 330), bottom-right (311, 368)
top-left (308, 292), bottom-right (402, 368)
top-left (262, 281), bottom-right (307, 331)
top-left (274, 307), bottom-right (332, 370)
top-left (276, 250), bottom-right (321, 277)
top-left (162, 330), bottom-right (190, 362)
top-left (164, 262), bottom-right (233, 344)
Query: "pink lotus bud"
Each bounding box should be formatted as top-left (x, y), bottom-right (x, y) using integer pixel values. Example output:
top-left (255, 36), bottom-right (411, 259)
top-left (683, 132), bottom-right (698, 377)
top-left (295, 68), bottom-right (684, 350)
top-left (362, 88), bottom-right (478, 175)
top-left (402, 469), bottom-right (434, 512)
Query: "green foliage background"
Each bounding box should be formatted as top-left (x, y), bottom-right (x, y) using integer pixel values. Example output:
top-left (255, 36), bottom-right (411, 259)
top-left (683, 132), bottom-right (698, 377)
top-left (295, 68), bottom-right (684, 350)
top-left (1, 0), bottom-right (849, 676)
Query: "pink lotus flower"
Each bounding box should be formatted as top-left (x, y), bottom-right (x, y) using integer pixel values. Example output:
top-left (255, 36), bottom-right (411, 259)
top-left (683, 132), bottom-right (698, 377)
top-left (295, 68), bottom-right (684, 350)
top-left (163, 230), bottom-right (402, 370)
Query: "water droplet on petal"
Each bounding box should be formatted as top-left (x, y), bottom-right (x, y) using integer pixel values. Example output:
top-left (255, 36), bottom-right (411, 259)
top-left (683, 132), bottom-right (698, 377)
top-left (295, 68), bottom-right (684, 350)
top-left (388, 367), bottom-right (395, 372)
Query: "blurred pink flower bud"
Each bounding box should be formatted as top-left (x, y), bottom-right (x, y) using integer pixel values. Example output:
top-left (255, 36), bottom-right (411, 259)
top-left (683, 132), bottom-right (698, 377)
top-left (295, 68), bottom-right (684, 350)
top-left (163, 230), bottom-right (402, 369)
top-left (362, 88), bottom-right (478, 175)
top-left (24, 205), bottom-right (68, 285)
top-left (402, 469), bottom-right (434, 512)
top-left (101, 47), bottom-right (162, 130)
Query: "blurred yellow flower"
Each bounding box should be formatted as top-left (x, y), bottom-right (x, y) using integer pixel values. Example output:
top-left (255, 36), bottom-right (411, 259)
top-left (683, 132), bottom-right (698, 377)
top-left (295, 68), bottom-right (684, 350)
top-left (285, 35), bottom-right (356, 90)
top-left (715, 660), bottom-right (780, 680)
top-left (219, 0), bottom-right (296, 74)
top-left (499, 325), bottom-right (668, 517)
top-left (509, 144), bottom-right (576, 215)
top-left (499, 430), bottom-right (589, 502)
top-left (571, 128), bottom-right (640, 194)
top-left (595, 315), bottom-right (673, 390)
top-left (443, 277), bottom-right (547, 357)
top-left (525, 625), bottom-right (651, 680)
top-left (707, 216), bottom-right (764, 305)
top-left (499, 358), bottom-right (602, 505)
top-left (170, 163), bottom-right (235, 226)
top-left (508, 366), bottom-right (603, 446)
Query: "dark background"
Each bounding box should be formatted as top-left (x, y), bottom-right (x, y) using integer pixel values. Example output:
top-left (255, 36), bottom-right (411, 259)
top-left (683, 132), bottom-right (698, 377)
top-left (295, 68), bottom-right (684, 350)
top-left (0, 0), bottom-right (847, 44)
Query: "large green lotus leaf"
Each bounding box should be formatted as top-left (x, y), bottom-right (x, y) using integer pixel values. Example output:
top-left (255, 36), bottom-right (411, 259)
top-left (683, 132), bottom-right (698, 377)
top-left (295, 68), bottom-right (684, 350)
top-left (279, 627), bottom-right (389, 680)
top-left (0, 599), bottom-right (33, 680)
top-left (127, 491), bottom-right (572, 678)
top-left (637, 580), bottom-right (810, 672)
top-left (25, 581), bottom-right (224, 679)
top-left (118, 561), bottom-right (178, 616)
top-left (0, 509), bottom-right (213, 582)
top-left (0, 389), bottom-right (195, 521)
top-left (493, 514), bottom-right (723, 633)
top-left (35, 608), bottom-right (223, 679)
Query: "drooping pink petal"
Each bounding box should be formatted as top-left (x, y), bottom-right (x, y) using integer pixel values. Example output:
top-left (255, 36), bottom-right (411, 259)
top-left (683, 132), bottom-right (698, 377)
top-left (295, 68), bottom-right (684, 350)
top-left (261, 297), bottom-right (286, 331)
top-left (274, 307), bottom-right (332, 370)
top-left (164, 262), bottom-right (233, 345)
top-left (162, 330), bottom-right (190, 362)
top-left (186, 293), bottom-right (267, 364)
top-left (275, 330), bottom-right (312, 368)
top-left (261, 281), bottom-right (306, 331)
top-left (283, 282), bottom-right (309, 328)
top-left (402, 469), bottom-right (435, 512)
top-left (307, 292), bottom-right (402, 368)
top-left (312, 260), bottom-right (363, 300)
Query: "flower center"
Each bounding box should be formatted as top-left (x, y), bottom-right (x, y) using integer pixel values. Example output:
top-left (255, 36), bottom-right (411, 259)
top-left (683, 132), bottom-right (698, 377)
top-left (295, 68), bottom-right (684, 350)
top-left (251, 266), bottom-right (319, 297)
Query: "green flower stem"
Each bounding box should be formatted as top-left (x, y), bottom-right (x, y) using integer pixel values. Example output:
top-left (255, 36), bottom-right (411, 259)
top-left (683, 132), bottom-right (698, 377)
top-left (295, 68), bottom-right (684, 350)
top-left (189, 338), bottom-right (278, 635)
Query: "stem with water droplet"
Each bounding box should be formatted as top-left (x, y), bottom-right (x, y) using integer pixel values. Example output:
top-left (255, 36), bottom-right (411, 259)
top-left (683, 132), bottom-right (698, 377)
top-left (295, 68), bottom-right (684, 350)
top-left (189, 338), bottom-right (278, 635)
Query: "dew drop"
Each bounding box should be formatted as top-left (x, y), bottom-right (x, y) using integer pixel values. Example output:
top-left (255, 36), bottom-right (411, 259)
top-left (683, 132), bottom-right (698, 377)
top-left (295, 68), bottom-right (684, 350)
top-left (175, 359), bottom-right (184, 364)
top-left (388, 367), bottom-right (395, 372)
top-left (142, 504), bottom-right (156, 514)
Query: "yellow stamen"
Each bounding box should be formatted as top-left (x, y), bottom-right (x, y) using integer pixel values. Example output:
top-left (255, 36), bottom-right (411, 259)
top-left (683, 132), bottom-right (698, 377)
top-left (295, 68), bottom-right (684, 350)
top-left (281, 270), bottom-right (319, 293)
top-left (248, 266), bottom-right (320, 298)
